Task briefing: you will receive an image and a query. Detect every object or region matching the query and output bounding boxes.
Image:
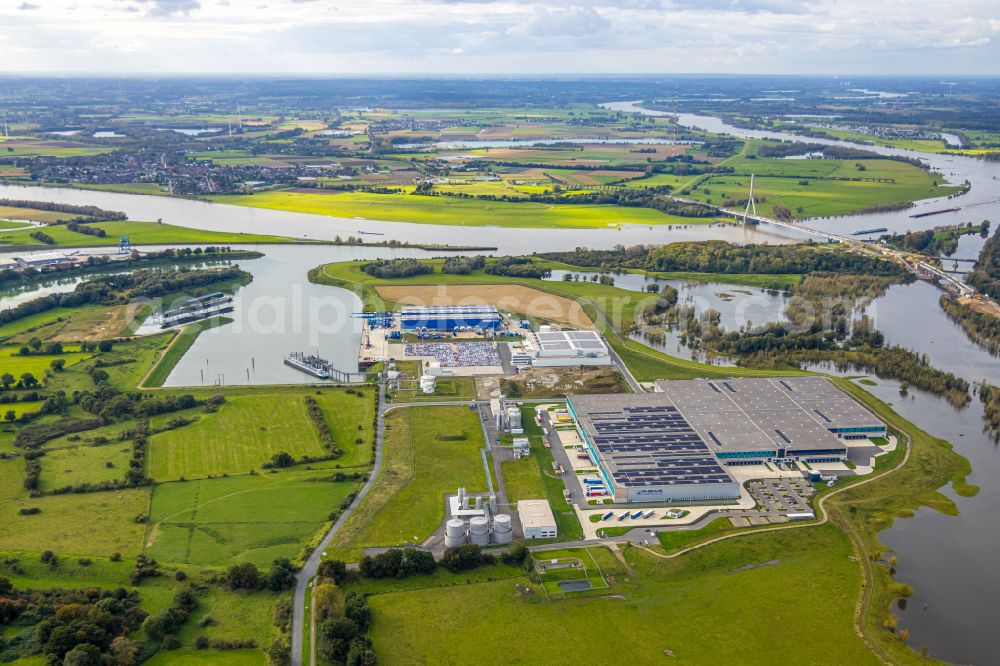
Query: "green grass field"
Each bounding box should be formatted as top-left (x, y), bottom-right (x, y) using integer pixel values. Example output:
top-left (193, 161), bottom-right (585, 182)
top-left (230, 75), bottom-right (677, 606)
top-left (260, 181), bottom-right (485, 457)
top-left (148, 389), bottom-right (374, 480)
top-left (37, 441), bottom-right (133, 492)
top-left (0, 346), bottom-right (91, 383)
top-left (681, 156), bottom-right (959, 219)
top-left (324, 405), bottom-right (487, 561)
top-left (366, 526), bottom-right (877, 665)
top-left (0, 219), bottom-right (295, 248)
top-left (212, 189), bottom-right (724, 229)
top-left (499, 454), bottom-right (547, 502)
top-left (0, 457), bottom-right (26, 501)
top-left (145, 469), bottom-right (360, 567)
top-left (0, 488), bottom-right (150, 557)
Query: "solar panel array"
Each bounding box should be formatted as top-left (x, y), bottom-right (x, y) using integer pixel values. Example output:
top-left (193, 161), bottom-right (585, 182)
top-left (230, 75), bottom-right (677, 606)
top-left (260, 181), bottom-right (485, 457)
top-left (583, 403), bottom-right (733, 487)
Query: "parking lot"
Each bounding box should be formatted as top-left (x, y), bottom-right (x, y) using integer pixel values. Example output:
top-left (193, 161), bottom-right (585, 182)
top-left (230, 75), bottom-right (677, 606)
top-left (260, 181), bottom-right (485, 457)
top-left (746, 477), bottom-right (814, 514)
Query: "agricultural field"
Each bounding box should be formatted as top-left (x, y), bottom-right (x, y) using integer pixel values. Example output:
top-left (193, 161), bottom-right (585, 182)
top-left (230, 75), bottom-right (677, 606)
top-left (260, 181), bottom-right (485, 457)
top-left (145, 469), bottom-right (361, 567)
top-left (365, 526), bottom-right (876, 665)
top-left (148, 388), bottom-right (375, 480)
top-left (0, 137), bottom-right (113, 157)
top-left (324, 404), bottom-right (488, 561)
top-left (212, 189), bottom-right (722, 229)
top-left (680, 155), bottom-right (959, 219)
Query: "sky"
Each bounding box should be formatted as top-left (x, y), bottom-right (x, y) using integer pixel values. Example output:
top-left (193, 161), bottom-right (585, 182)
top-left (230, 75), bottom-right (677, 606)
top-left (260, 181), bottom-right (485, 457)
top-left (1, 0), bottom-right (999, 75)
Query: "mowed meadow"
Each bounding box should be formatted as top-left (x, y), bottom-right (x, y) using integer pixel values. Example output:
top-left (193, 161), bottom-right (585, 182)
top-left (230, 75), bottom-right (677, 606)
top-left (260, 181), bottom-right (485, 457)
top-left (147, 388), bottom-right (376, 480)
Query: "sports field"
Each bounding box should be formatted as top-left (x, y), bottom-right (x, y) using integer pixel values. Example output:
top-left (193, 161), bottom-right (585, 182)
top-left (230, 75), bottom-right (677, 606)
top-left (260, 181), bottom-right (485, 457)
top-left (147, 389), bottom-right (375, 480)
top-left (212, 189), bottom-right (721, 229)
top-left (144, 469), bottom-right (360, 567)
top-left (324, 404), bottom-right (488, 561)
top-left (366, 527), bottom-right (878, 665)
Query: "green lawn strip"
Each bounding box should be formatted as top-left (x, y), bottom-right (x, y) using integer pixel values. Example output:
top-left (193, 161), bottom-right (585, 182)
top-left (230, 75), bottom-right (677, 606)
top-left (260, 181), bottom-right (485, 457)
top-left (211, 189), bottom-right (725, 230)
top-left (145, 470), bottom-right (362, 567)
top-left (365, 529), bottom-right (876, 664)
top-left (142, 317), bottom-right (232, 388)
top-left (143, 650), bottom-right (267, 665)
top-left (655, 516), bottom-right (735, 553)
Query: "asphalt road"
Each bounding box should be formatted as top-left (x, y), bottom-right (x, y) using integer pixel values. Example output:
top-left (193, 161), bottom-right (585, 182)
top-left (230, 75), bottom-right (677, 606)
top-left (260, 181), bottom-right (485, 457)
top-left (605, 335), bottom-right (643, 392)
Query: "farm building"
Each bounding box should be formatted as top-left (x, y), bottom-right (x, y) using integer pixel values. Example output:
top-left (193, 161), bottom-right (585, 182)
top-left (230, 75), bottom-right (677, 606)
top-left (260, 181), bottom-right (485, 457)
top-left (399, 305), bottom-right (500, 332)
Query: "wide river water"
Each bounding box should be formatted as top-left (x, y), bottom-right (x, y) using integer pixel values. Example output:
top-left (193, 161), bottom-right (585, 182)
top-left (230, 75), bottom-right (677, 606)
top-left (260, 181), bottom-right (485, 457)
top-left (3, 104), bottom-right (1000, 662)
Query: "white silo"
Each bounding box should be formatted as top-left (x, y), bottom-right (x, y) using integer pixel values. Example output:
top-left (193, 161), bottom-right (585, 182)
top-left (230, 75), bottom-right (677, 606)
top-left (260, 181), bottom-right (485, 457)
top-left (445, 518), bottom-right (466, 548)
top-left (469, 516), bottom-right (490, 545)
top-left (488, 494), bottom-right (497, 512)
top-left (492, 513), bottom-right (513, 544)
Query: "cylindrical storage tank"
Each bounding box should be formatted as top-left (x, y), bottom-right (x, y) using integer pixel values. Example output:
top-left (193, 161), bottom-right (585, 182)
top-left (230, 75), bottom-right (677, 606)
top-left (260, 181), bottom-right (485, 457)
top-left (493, 513), bottom-right (512, 534)
top-left (446, 518), bottom-right (465, 538)
top-left (469, 530), bottom-right (489, 546)
top-left (444, 532), bottom-right (466, 548)
top-left (469, 516), bottom-right (489, 536)
top-left (492, 528), bottom-right (514, 545)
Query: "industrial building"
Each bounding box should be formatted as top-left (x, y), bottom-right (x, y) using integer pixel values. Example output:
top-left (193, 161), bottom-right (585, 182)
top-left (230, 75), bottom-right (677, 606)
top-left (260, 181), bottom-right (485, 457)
top-left (518, 329), bottom-right (611, 367)
top-left (399, 305), bottom-right (500, 332)
top-left (654, 377), bottom-right (888, 443)
top-left (518, 499), bottom-right (557, 539)
top-left (567, 377), bottom-right (885, 503)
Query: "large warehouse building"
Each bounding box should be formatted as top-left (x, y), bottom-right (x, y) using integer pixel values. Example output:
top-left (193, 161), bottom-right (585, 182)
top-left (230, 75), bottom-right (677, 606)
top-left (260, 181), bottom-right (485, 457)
top-left (520, 329), bottom-right (611, 367)
top-left (567, 377), bottom-right (886, 503)
top-left (399, 305), bottom-right (501, 332)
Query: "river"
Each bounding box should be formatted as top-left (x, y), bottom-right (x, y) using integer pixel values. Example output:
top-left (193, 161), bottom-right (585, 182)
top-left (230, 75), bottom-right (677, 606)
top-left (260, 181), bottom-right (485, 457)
top-left (4, 103), bottom-right (1000, 662)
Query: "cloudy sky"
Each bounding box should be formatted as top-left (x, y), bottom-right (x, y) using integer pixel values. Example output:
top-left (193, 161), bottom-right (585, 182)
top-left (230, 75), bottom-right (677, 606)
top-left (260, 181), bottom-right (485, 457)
top-left (2, 0), bottom-right (998, 75)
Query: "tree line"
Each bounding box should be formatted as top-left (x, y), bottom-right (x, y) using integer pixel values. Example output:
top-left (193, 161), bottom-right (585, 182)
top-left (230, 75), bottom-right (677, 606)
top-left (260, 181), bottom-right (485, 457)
top-left (540, 241), bottom-right (906, 276)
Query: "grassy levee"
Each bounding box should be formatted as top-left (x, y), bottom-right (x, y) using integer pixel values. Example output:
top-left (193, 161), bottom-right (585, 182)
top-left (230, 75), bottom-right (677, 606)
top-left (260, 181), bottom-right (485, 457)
top-left (142, 316), bottom-right (232, 388)
top-left (211, 189), bottom-right (728, 230)
top-left (822, 378), bottom-right (977, 664)
top-left (0, 218), bottom-right (298, 249)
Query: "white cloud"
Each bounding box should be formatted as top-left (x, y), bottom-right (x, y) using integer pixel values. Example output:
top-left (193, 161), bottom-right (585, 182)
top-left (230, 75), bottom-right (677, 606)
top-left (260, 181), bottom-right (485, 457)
top-left (0, 0), bottom-right (997, 73)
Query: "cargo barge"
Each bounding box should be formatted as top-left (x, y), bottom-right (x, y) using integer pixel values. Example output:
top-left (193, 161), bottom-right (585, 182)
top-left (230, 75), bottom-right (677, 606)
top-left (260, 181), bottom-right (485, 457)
top-left (910, 207), bottom-right (960, 219)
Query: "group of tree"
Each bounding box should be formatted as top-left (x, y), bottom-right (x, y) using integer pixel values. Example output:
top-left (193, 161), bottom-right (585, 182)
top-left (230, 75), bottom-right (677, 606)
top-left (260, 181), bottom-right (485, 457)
top-left (484, 256), bottom-right (551, 279)
top-left (442, 255), bottom-right (486, 275)
top-left (359, 548), bottom-right (436, 579)
top-left (0, 265), bottom-right (247, 329)
top-left (0, 578), bottom-right (147, 664)
top-left (361, 258), bottom-right (433, 279)
top-left (222, 558), bottom-right (297, 592)
top-left (968, 231), bottom-right (1000, 301)
top-left (541, 241), bottom-right (906, 277)
top-left (0, 199), bottom-right (127, 222)
top-left (939, 295), bottom-right (1000, 356)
